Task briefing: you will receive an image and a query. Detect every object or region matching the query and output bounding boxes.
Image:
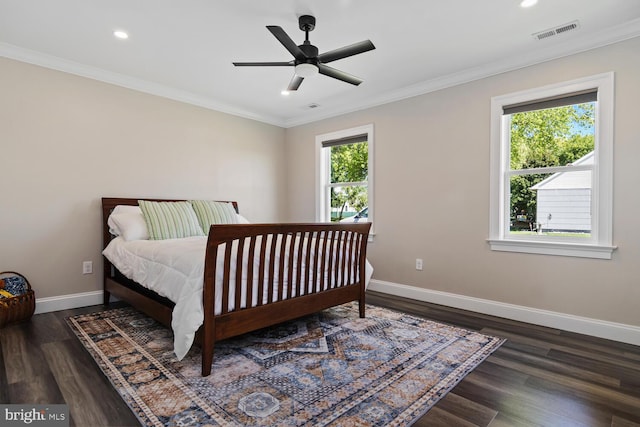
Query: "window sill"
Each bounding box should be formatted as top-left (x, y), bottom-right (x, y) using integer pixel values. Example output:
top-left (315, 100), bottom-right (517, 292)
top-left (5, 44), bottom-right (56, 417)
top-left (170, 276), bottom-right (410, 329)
top-left (487, 238), bottom-right (616, 259)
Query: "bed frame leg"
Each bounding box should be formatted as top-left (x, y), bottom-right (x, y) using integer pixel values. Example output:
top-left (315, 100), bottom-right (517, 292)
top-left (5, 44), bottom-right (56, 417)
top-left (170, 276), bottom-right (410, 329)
top-left (202, 340), bottom-right (214, 377)
top-left (202, 313), bottom-right (214, 376)
top-left (103, 289), bottom-right (111, 306)
top-left (359, 297), bottom-right (366, 318)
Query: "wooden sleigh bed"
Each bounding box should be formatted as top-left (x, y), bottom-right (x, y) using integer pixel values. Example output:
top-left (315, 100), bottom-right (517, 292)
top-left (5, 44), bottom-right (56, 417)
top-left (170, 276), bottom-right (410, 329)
top-left (101, 197), bottom-right (372, 376)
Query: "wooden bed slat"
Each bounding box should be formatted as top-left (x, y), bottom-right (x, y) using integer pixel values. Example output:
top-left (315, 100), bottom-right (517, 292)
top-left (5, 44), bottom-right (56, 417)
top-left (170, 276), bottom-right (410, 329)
top-left (295, 232), bottom-right (305, 296)
top-left (246, 237), bottom-right (256, 308)
top-left (257, 236), bottom-right (267, 307)
top-left (277, 234), bottom-right (286, 302)
top-left (286, 233), bottom-right (296, 300)
top-left (234, 238), bottom-right (245, 312)
top-left (304, 232), bottom-right (313, 294)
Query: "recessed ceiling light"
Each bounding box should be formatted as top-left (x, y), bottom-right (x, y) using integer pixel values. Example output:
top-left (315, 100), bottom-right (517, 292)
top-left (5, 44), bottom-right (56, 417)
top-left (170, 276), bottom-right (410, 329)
top-left (520, 0), bottom-right (538, 7)
top-left (281, 90), bottom-right (290, 96)
top-left (113, 30), bottom-right (129, 40)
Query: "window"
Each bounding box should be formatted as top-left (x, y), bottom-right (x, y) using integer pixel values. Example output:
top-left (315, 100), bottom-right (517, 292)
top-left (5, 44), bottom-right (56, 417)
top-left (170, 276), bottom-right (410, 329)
top-left (489, 73), bottom-right (615, 259)
top-left (316, 124), bottom-right (374, 233)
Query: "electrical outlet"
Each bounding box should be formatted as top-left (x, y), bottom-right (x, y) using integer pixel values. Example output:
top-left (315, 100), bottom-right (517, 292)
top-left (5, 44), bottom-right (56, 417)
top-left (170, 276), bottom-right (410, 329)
top-left (415, 258), bottom-right (423, 271)
top-left (82, 261), bottom-right (93, 275)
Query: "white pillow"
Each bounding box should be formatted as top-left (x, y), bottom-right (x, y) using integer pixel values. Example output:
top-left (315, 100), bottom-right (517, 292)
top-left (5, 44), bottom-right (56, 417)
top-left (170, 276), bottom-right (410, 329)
top-left (236, 214), bottom-right (250, 224)
top-left (107, 205), bottom-right (150, 241)
top-left (107, 205), bottom-right (138, 235)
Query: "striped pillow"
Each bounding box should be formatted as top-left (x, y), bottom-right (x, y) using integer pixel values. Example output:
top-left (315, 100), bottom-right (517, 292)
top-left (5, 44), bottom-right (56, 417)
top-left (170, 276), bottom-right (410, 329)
top-left (138, 200), bottom-right (204, 240)
top-left (190, 200), bottom-right (239, 233)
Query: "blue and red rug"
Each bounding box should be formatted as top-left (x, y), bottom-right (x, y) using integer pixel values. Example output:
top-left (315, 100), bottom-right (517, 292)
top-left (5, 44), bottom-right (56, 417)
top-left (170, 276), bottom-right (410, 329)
top-left (67, 302), bottom-right (504, 426)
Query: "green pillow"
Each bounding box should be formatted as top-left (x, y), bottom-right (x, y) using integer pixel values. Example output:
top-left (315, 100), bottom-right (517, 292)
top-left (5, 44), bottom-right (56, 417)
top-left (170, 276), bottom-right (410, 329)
top-left (138, 200), bottom-right (204, 240)
top-left (190, 200), bottom-right (239, 233)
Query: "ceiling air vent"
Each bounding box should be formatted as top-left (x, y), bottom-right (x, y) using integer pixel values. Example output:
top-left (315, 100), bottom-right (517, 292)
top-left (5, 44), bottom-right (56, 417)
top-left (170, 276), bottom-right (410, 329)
top-left (307, 103), bottom-right (320, 109)
top-left (532, 20), bottom-right (580, 41)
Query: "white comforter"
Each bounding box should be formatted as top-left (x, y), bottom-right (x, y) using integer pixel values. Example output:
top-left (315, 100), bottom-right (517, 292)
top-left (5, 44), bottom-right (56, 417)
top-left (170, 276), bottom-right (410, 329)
top-left (103, 236), bottom-right (373, 360)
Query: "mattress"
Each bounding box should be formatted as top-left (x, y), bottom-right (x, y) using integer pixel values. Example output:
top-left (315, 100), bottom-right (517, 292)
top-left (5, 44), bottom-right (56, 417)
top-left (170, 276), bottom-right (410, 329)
top-left (103, 235), bottom-right (373, 360)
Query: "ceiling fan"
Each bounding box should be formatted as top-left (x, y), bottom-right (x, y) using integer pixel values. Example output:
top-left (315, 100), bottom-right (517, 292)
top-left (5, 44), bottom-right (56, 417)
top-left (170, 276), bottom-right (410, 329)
top-left (233, 15), bottom-right (375, 92)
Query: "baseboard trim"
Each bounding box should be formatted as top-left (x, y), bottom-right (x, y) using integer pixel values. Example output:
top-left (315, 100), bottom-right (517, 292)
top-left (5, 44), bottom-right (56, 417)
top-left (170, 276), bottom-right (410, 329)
top-left (368, 279), bottom-right (640, 347)
top-left (36, 283), bottom-right (640, 347)
top-left (34, 290), bottom-right (104, 314)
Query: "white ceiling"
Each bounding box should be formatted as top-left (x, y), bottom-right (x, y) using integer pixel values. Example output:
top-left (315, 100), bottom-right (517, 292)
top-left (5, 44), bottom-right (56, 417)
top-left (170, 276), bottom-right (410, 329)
top-left (1, 1), bottom-right (639, 128)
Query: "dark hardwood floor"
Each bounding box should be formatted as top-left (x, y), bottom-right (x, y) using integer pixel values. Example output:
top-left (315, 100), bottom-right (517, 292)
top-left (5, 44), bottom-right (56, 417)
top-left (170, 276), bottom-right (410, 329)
top-left (367, 292), bottom-right (640, 427)
top-left (1, 292), bottom-right (640, 426)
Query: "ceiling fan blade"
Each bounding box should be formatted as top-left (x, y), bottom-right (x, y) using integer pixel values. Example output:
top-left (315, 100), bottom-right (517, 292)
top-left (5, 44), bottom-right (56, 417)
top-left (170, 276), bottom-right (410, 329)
top-left (287, 75), bottom-right (304, 91)
top-left (233, 61), bottom-right (293, 66)
top-left (318, 64), bottom-right (363, 86)
top-left (267, 25), bottom-right (307, 60)
top-left (318, 40), bottom-right (375, 64)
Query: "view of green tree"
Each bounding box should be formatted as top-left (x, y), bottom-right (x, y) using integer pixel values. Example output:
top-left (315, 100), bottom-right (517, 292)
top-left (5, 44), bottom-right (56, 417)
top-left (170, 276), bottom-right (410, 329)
top-left (509, 103), bottom-right (594, 227)
top-left (330, 142), bottom-right (368, 221)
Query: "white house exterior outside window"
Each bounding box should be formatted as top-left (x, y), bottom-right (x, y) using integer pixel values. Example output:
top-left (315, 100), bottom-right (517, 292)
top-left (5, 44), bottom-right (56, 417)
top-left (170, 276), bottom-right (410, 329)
top-left (316, 124), bottom-right (374, 236)
top-left (488, 73), bottom-right (616, 259)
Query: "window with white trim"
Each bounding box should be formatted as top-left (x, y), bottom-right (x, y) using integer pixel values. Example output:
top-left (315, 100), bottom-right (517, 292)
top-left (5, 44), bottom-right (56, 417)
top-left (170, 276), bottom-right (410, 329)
top-left (489, 73), bottom-right (615, 259)
top-left (316, 124), bottom-right (374, 233)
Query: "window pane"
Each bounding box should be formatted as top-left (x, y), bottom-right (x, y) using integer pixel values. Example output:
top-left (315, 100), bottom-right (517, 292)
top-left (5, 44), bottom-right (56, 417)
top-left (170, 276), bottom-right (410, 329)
top-left (330, 142), bottom-right (368, 184)
top-left (509, 102), bottom-right (595, 170)
top-left (510, 170), bottom-right (591, 237)
top-left (330, 185), bottom-right (367, 222)
top-left (490, 73), bottom-right (613, 257)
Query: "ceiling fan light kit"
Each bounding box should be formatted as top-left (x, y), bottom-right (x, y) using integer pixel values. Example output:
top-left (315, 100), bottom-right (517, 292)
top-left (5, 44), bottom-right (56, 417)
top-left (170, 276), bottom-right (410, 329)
top-left (294, 63), bottom-right (318, 78)
top-left (233, 15), bottom-right (375, 91)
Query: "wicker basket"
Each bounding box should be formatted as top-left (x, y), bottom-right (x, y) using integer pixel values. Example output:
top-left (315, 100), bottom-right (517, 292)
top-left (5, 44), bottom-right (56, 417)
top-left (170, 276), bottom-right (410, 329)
top-left (0, 271), bottom-right (35, 328)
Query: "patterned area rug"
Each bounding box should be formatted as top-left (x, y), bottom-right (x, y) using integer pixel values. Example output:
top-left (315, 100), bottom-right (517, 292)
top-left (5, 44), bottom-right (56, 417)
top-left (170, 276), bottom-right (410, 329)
top-left (67, 303), bottom-right (504, 426)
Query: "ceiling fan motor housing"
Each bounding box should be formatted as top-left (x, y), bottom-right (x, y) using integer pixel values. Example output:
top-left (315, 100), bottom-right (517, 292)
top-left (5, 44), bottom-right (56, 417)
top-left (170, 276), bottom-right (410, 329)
top-left (298, 15), bottom-right (316, 32)
top-left (298, 44), bottom-right (319, 64)
top-left (297, 15), bottom-right (318, 65)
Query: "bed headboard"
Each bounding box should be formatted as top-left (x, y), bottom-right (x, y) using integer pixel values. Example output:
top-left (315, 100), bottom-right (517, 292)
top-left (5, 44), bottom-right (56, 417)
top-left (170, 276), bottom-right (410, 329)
top-left (101, 197), bottom-right (239, 251)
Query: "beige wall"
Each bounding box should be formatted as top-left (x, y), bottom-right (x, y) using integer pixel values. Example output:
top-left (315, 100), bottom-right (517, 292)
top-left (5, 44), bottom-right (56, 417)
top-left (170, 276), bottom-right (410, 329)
top-left (1, 57), bottom-right (286, 299)
top-left (2, 37), bottom-right (639, 328)
top-left (285, 37), bottom-right (640, 327)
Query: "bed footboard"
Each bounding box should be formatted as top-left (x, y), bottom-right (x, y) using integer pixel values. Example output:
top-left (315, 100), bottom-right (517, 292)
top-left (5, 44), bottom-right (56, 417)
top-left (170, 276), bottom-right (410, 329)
top-left (201, 222), bottom-right (371, 376)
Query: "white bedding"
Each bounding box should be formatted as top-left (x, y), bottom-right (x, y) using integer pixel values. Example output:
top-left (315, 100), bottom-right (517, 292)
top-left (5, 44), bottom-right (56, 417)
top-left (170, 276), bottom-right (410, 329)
top-left (103, 235), bottom-right (373, 360)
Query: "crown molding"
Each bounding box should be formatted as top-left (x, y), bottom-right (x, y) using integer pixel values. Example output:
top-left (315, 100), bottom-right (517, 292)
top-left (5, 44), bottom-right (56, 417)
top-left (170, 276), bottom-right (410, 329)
top-left (281, 18), bottom-right (640, 128)
top-left (2, 17), bottom-right (639, 129)
top-left (0, 42), bottom-right (287, 127)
